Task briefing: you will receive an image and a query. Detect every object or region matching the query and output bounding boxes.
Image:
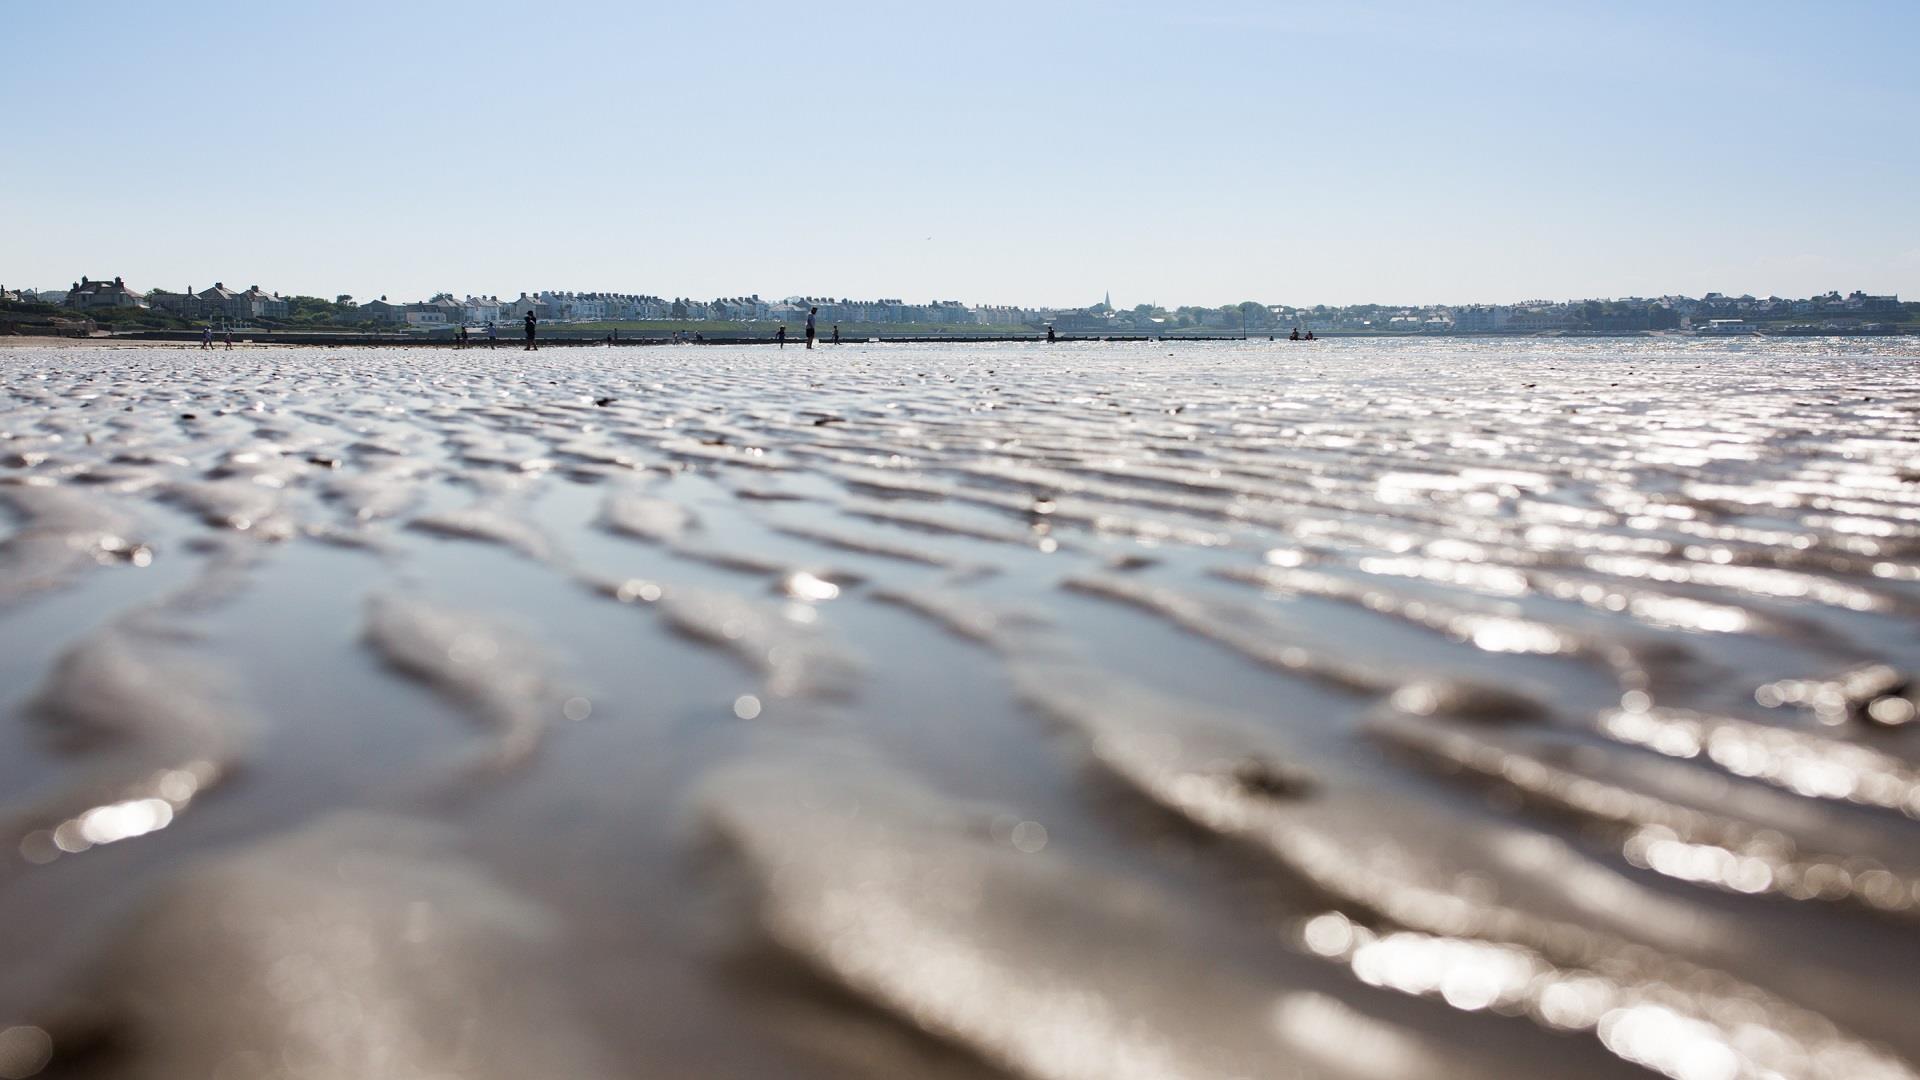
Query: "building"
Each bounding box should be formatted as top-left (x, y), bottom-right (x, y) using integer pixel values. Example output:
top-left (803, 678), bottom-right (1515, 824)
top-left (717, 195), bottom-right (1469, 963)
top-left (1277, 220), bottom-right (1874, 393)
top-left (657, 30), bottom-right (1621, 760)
top-left (973, 305), bottom-right (1041, 326)
top-left (67, 276), bottom-right (146, 310)
top-left (1504, 308), bottom-right (1573, 332)
top-left (404, 304), bottom-right (452, 328)
top-left (1450, 306), bottom-right (1510, 332)
top-left (926, 300), bottom-right (974, 324)
top-left (463, 295), bottom-right (502, 326)
top-left (1847, 291), bottom-right (1901, 312)
top-left (237, 285), bottom-right (288, 319)
top-left (502, 293), bottom-right (552, 321)
top-left (348, 296), bottom-right (408, 325)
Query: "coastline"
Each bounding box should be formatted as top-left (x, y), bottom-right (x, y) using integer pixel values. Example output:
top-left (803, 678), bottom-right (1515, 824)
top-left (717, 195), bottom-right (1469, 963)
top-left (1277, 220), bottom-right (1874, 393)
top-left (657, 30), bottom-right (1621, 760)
top-left (4, 327), bottom-right (1914, 349)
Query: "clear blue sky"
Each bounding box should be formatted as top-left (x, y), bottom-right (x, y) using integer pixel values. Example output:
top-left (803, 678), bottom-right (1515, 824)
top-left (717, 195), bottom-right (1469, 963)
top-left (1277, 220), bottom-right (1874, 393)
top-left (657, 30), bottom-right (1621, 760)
top-left (4, 1), bottom-right (1916, 308)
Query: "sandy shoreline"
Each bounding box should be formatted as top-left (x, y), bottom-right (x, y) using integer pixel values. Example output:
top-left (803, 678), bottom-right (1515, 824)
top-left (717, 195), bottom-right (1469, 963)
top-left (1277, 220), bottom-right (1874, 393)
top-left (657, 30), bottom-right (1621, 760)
top-left (1, 338), bottom-right (1917, 1079)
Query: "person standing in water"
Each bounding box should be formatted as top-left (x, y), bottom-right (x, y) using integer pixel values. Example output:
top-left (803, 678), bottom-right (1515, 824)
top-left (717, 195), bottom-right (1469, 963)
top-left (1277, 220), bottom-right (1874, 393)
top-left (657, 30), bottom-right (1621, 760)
top-left (486, 321), bottom-right (497, 349)
top-left (776, 325), bottom-right (787, 348)
top-left (805, 306), bottom-right (818, 350)
top-left (524, 310), bottom-right (538, 351)
top-left (1046, 324), bottom-right (1057, 343)
top-left (831, 323), bottom-right (840, 345)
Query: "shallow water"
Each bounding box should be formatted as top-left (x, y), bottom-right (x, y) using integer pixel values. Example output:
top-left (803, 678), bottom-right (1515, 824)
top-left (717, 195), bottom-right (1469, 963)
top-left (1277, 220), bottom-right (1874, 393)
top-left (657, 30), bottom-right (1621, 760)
top-left (1, 337), bottom-right (1917, 1080)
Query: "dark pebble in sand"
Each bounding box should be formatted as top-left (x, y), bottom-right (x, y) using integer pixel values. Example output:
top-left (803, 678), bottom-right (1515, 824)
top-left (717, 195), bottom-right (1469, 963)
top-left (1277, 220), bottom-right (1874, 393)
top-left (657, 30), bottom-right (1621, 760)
top-left (1391, 679), bottom-right (1549, 724)
top-left (1840, 665), bottom-right (1915, 727)
top-left (1232, 759), bottom-right (1314, 799)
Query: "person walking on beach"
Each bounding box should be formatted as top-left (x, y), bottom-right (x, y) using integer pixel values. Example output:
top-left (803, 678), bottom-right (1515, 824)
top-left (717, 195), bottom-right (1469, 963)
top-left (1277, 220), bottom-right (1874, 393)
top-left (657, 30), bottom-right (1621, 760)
top-left (776, 325), bottom-right (787, 348)
top-left (486, 321), bottom-right (497, 349)
top-left (201, 326), bottom-right (213, 350)
top-left (831, 323), bottom-right (840, 345)
top-left (224, 329), bottom-right (233, 350)
top-left (524, 310), bottom-right (538, 351)
top-left (805, 306), bottom-right (818, 350)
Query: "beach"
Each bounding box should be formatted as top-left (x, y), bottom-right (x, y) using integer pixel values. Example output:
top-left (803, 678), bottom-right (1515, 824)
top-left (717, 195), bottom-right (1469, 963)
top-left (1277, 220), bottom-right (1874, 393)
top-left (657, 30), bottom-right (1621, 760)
top-left (2, 336), bottom-right (1918, 1080)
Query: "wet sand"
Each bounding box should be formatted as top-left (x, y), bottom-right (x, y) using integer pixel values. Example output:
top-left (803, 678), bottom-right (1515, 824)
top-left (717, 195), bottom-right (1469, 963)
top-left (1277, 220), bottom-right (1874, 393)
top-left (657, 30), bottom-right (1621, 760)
top-left (1, 337), bottom-right (1917, 1079)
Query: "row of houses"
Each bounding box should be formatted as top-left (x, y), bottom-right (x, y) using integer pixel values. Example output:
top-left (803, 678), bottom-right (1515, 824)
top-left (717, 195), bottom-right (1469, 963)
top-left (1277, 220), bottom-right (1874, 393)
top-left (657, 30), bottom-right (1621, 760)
top-left (781, 297), bottom-right (987, 325)
top-left (6, 277), bottom-right (291, 320)
top-left (1691, 290), bottom-right (1901, 316)
top-left (22, 277), bottom-right (1893, 333)
top-left (0, 278), bottom-right (146, 308)
top-left (338, 291), bottom-right (1054, 327)
top-left (1449, 305), bottom-right (1581, 332)
top-left (148, 283), bottom-right (289, 320)
top-left (346, 291), bottom-right (681, 327)
top-left (10, 277), bottom-right (1074, 329)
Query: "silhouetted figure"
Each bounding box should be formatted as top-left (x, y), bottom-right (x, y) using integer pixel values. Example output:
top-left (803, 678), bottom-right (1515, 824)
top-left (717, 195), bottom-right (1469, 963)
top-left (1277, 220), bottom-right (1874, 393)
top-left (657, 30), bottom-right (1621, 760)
top-left (1305, 331), bottom-right (1315, 340)
top-left (831, 323), bottom-right (840, 344)
top-left (1289, 327), bottom-right (1300, 341)
top-left (1047, 325), bottom-right (1057, 343)
top-left (524, 311), bottom-right (538, 351)
top-left (224, 329), bottom-right (233, 350)
top-left (776, 325), bottom-right (787, 348)
top-left (805, 306), bottom-right (818, 350)
top-left (486, 321), bottom-right (497, 349)
top-left (201, 326), bottom-right (213, 350)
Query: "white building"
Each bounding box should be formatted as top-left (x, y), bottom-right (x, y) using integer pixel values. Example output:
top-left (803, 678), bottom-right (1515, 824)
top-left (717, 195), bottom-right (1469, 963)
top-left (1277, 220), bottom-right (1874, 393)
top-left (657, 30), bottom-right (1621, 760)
top-left (463, 295), bottom-right (502, 325)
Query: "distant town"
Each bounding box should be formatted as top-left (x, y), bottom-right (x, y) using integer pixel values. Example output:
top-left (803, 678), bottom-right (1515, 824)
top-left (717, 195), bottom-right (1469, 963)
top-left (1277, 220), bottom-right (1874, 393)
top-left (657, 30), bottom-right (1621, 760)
top-left (2, 277), bottom-right (1913, 339)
